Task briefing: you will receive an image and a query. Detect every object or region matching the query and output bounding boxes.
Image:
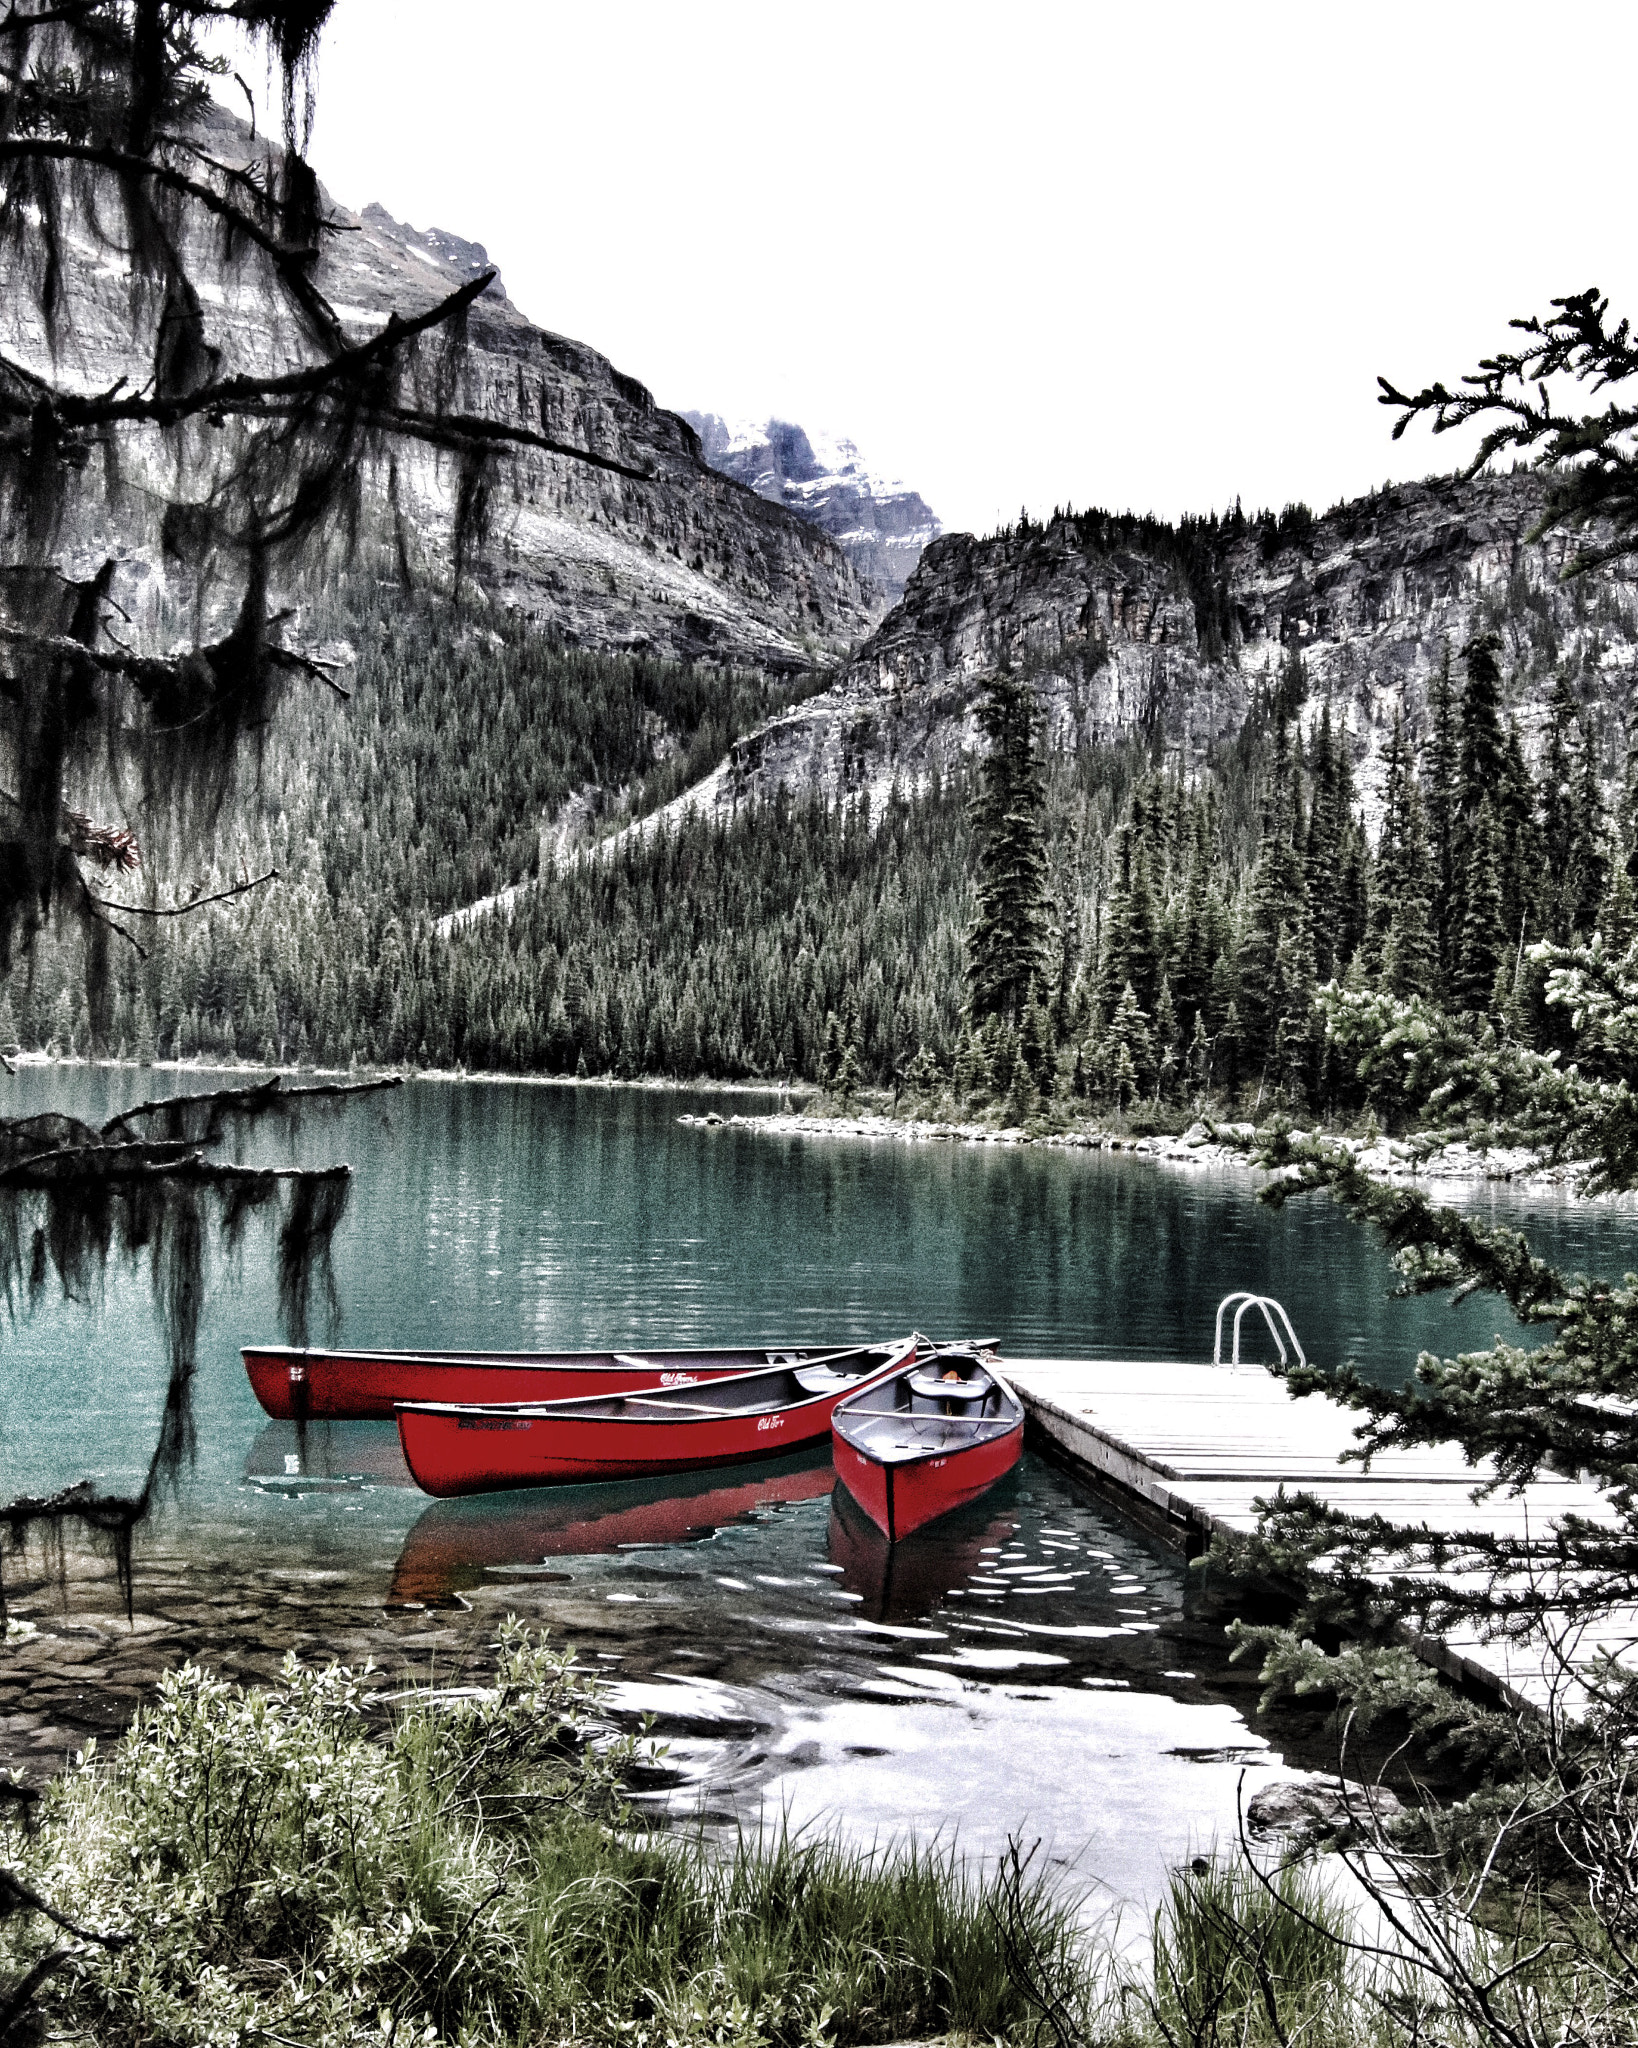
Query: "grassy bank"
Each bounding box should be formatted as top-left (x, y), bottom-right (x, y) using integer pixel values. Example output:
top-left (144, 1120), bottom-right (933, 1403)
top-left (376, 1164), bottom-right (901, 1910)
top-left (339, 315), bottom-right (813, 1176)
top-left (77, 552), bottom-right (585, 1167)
top-left (2, 1623), bottom-right (1630, 2047)
top-left (0, 1623), bottom-right (1086, 2048)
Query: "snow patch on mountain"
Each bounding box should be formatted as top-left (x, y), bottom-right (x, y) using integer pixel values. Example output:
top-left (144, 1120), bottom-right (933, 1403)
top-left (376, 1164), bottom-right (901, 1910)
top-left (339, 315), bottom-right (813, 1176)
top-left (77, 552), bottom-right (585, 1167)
top-left (682, 413), bottom-right (941, 608)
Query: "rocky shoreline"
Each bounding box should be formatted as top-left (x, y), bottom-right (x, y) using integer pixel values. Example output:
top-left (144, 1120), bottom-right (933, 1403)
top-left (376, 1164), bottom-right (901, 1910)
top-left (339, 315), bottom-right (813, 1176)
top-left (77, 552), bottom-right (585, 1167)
top-left (676, 1110), bottom-right (1611, 1199)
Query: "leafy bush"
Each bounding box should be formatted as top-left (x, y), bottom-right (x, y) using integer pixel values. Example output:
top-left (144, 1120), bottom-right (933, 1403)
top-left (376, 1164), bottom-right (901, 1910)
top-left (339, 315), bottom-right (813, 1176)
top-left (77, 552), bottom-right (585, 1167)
top-left (0, 1624), bottom-right (1083, 2047)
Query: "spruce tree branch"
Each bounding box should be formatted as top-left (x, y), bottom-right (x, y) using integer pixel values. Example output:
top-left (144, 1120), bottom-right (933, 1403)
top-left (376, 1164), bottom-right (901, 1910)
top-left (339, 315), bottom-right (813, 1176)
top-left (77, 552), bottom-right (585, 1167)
top-left (0, 625), bottom-right (350, 706)
top-left (81, 898), bottom-right (148, 959)
top-left (371, 403), bottom-right (656, 481)
top-left (0, 1148), bottom-right (351, 1188)
top-left (0, 264), bottom-right (489, 432)
top-left (0, 1135), bottom-right (190, 1175)
top-left (0, 276), bottom-right (656, 480)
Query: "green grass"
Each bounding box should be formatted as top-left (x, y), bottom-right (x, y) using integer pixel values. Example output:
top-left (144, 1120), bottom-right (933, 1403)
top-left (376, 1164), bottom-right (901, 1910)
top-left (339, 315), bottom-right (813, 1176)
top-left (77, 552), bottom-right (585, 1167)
top-left (0, 1627), bottom-right (1090, 2048)
top-left (5, 1630), bottom-right (1633, 2048)
top-left (1147, 1854), bottom-right (1351, 2048)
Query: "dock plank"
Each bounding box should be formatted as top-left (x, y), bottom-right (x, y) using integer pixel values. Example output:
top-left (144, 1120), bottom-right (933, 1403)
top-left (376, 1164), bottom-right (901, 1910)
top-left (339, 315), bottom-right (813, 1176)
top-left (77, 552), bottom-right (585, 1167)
top-left (1005, 1356), bottom-right (1632, 1712)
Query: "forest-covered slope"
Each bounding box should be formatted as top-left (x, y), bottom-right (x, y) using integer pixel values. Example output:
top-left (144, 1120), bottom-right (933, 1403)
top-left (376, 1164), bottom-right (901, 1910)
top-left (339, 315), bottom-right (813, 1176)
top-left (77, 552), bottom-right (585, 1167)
top-left (14, 471), bottom-right (1638, 1123)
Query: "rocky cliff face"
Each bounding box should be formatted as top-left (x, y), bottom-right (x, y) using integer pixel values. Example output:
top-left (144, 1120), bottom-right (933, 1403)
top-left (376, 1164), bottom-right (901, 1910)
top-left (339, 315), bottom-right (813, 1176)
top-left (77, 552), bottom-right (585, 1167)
top-left (680, 470), bottom-right (1638, 829)
top-left (682, 414), bottom-right (941, 608)
top-left (0, 108), bottom-right (876, 676)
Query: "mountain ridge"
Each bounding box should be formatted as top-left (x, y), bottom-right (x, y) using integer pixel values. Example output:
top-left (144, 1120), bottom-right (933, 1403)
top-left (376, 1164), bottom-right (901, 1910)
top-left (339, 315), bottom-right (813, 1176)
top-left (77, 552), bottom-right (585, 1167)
top-left (662, 467), bottom-right (1638, 837)
top-left (683, 413), bottom-right (941, 606)
top-left (0, 103), bottom-right (877, 679)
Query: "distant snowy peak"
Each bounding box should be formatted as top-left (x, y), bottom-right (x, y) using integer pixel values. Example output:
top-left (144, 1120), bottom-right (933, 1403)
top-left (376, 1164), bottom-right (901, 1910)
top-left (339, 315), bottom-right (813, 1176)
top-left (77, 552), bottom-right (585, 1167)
top-left (682, 412), bottom-right (941, 608)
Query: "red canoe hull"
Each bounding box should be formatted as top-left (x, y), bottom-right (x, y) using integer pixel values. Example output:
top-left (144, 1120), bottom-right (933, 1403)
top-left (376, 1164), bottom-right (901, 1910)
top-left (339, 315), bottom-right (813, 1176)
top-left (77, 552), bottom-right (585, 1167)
top-left (826, 1482), bottom-right (1019, 1620)
top-left (831, 1355), bottom-right (1025, 1540)
top-left (832, 1422), bottom-right (1022, 1540)
top-left (244, 1344), bottom-right (836, 1421)
top-left (396, 1341), bottom-right (915, 1498)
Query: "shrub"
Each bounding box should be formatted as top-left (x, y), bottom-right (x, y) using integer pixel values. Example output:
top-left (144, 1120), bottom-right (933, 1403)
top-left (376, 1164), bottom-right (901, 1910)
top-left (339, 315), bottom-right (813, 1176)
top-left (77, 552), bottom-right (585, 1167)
top-left (0, 1624), bottom-right (1084, 2047)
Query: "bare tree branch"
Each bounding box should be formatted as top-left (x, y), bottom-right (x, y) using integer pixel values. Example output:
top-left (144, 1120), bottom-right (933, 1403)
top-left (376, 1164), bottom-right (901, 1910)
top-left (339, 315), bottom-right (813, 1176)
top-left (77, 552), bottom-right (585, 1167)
top-left (89, 866), bottom-right (278, 918)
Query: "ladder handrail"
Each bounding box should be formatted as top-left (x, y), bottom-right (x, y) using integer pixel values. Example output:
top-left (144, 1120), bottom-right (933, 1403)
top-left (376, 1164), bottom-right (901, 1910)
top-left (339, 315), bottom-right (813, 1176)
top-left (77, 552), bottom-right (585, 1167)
top-left (1212, 1292), bottom-right (1307, 1370)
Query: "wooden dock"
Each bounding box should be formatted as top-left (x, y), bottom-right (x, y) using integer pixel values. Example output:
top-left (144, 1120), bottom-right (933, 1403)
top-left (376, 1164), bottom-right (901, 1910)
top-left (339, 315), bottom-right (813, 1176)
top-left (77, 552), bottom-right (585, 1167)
top-left (1004, 1356), bottom-right (1634, 1713)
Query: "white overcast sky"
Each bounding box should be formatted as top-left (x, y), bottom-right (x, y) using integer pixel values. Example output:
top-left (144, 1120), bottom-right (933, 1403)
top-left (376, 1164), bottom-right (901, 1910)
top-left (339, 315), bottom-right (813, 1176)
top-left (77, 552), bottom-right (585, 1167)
top-left (270, 0), bottom-right (1636, 539)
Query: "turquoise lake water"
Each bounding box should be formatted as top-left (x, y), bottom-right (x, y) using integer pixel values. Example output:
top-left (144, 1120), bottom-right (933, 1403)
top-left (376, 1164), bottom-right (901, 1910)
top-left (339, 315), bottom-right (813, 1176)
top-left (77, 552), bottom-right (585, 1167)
top-left (6, 1067), bottom-right (1635, 1914)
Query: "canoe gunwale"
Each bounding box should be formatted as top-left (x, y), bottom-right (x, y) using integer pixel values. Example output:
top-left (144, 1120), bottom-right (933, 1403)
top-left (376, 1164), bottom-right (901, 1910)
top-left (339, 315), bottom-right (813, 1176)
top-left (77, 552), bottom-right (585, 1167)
top-left (832, 1410), bottom-right (1024, 1472)
top-left (393, 1343), bottom-right (909, 1429)
top-left (243, 1337), bottom-right (897, 1423)
top-left (393, 1338), bottom-right (920, 1497)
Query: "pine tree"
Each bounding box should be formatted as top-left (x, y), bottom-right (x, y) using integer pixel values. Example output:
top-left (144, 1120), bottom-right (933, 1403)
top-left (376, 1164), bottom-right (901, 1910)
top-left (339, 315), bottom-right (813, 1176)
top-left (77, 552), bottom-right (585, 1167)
top-left (1304, 706), bottom-right (1344, 981)
top-left (1568, 715), bottom-right (1609, 936)
top-left (1380, 777), bottom-right (1438, 999)
top-left (951, 1027), bottom-right (979, 1102)
top-left (1104, 980), bottom-right (1151, 1109)
top-left (965, 670), bottom-right (1050, 1026)
top-left (1364, 715), bottom-right (1415, 980)
top-left (1240, 718), bottom-right (1309, 1068)
top-left (1540, 675), bottom-right (1579, 939)
top-left (1273, 920), bottom-right (1319, 1105)
top-left (1496, 722), bottom-right (1543, 946)
top-left (1173, 800), bottom-right (1216, 1036)
top-left (1019, 986), bottom-right (1057, 1096)
top-left (1098, 824), bottom-right (1162, 1019)
top-left (1152, 974), bottom-right (1180, 1100)
top-left (1186, 1010), bottom-right (1212, 1095)
top-left (1423, 648), bottom-right (1461, 977)
top-left (1600, 855), bottom-right (1638, 954)
top-left (1458, 633), bottom-right (1508, 818)
top-left (1454, 797), bottom-right (1507, 1011)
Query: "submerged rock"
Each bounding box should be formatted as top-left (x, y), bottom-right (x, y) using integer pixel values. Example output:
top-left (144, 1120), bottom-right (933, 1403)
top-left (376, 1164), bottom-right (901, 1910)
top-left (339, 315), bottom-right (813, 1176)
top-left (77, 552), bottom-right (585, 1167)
top-left (1246, 1776), bottom-right (1403, 1840)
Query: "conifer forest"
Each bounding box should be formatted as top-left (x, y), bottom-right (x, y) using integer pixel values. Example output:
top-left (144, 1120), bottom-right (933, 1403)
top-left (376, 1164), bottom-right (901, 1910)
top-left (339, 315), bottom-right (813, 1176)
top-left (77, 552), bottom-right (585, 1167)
top-left (17, 10), bottom-right (1638, 2048)
top-left (14, 571), bottom-right (1630, 1137)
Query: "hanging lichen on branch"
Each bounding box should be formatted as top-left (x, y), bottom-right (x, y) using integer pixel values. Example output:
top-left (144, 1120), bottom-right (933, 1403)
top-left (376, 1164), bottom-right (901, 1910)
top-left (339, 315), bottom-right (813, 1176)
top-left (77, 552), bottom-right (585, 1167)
top-left (0, 1), bottom-right (649, 1556)
top-left (0, 0), bottom-right (648, 1009)
top-left (0, 1073), bottom-right (400, 1626)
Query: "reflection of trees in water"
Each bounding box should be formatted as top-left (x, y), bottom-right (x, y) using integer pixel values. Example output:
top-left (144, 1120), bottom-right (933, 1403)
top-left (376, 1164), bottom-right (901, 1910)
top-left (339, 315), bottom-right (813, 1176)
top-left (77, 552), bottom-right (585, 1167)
top-left (0, 1074), bottom-right (396, 1623)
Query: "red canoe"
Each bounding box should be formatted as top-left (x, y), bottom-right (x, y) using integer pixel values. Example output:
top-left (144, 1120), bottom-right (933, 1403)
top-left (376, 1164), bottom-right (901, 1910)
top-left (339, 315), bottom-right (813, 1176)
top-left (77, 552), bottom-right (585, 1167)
top-left (243, 1341), bottom-right (857, 1421)
top-left (831, 1349), bottom-right (1024, 1541)
top-left (396, 1337), bottom-right (917, 1498)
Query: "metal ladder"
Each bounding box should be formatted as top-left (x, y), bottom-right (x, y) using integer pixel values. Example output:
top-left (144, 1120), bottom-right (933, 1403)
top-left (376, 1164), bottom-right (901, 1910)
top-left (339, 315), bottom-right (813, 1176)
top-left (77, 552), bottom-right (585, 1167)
top-left (1212, 1292), bottom-right (1306, 1370)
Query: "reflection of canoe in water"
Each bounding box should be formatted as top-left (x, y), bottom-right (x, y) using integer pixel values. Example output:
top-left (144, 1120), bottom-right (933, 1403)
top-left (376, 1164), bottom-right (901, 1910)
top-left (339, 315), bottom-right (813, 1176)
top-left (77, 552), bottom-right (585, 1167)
top-left (390, 1445), bottom-right (836, 1605)
top-left (827, 1479), bottom-right (1018, 1622)
top-left (832, 1351), bottom-right (1024, 1540)
top-left (244, 1419), bottom-right (414, 1490)
top-left (244, 1341), bottom-right (850, 1422)
top-left (396, 1338), bottom-right (916, 1497)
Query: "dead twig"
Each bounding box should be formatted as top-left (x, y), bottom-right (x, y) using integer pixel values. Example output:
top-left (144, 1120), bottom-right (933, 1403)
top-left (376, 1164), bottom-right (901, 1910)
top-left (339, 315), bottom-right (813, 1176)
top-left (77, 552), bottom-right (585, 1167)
top-left (88, 868), bottom-right (280, 918)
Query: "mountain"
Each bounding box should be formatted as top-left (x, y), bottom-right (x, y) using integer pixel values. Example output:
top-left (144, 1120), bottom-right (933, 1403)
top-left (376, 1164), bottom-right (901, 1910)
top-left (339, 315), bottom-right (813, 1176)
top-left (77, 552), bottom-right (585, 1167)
top-left (0, 105), bottom-right (876, 678)
top-left (659, 470), bottom-right (1638, 831)
top-left (682, 414), bottom-right (942, 607)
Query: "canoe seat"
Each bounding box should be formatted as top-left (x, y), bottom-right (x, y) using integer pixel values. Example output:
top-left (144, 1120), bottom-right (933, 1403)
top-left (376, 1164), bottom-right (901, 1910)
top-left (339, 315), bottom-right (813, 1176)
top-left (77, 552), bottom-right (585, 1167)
top-left (793, 1364), bottom-right (856, 1393)
top-left (840, 1410), bottom-right (1019, 1461)
top-left (906, 1367), bottom-right (994, 1403)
